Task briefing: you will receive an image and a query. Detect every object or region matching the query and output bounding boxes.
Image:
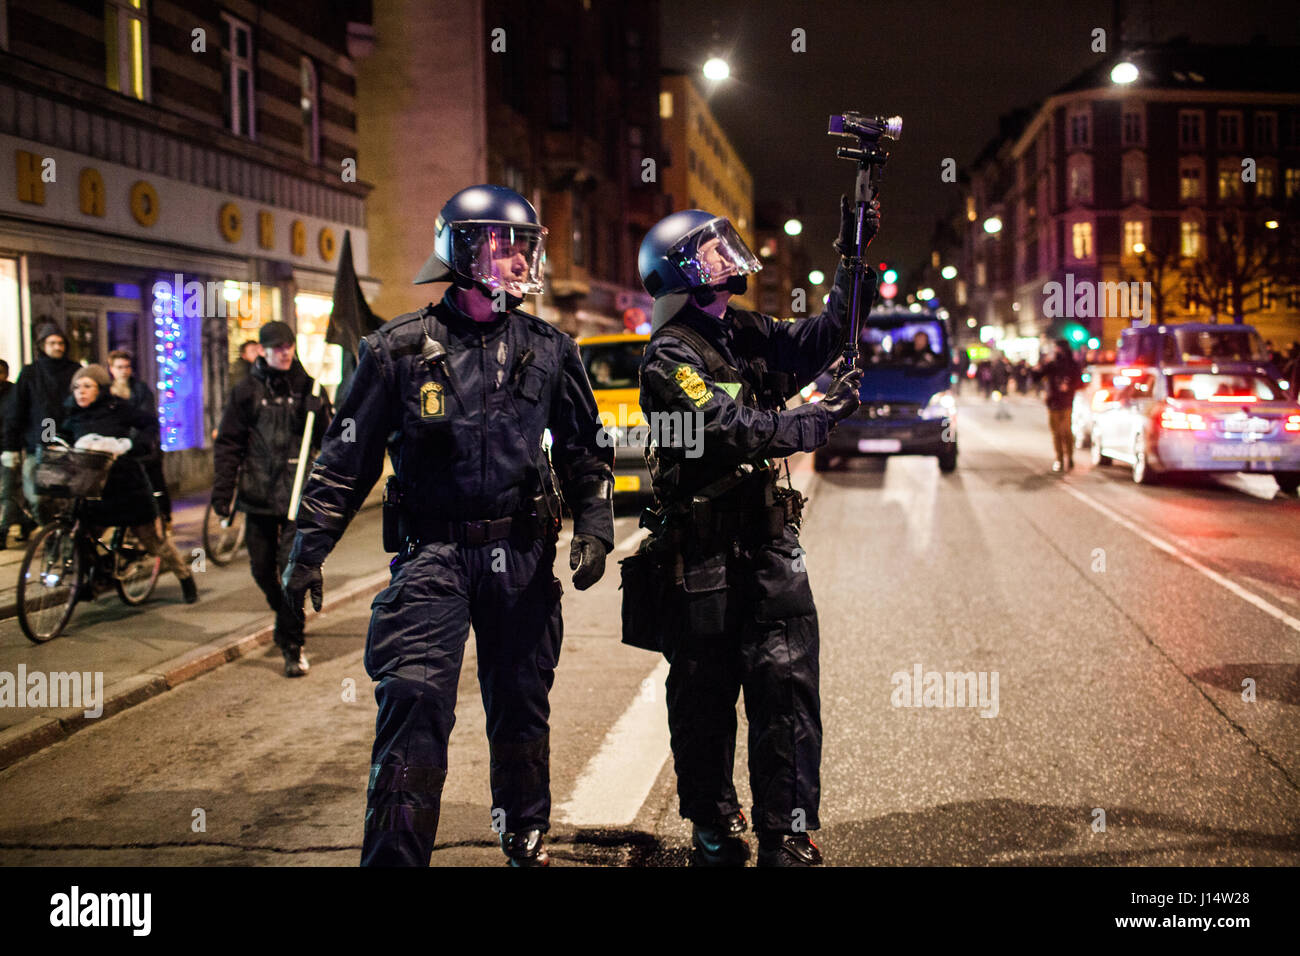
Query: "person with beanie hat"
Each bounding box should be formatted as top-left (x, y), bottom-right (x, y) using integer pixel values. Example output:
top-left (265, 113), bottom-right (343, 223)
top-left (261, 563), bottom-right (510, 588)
top-left (59, 367), bottom-right (197, 603)
top-left (213, 321), bottom-right (331, 675)
top-left (3, 322), bottom-right (80, 528)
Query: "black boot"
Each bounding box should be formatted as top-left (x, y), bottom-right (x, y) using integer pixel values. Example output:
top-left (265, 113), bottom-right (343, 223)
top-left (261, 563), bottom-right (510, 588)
top-left (756, 832), bottom-right (823, 867)
top-left (500, 828), bottom-right (549, 867)
top-left (180, 576), bottom-right (198, 604)
top-left (691, 810), bottom-right (750, 866)
top-left (282, 645), bottom-right (309, 677)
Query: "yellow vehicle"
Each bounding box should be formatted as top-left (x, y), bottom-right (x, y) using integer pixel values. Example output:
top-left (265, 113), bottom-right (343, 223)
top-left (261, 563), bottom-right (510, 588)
top-left (577, 332), bottom-right (651, 498)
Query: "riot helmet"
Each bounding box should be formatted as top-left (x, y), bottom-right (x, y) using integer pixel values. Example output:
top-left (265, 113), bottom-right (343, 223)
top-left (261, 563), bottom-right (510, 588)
top-left (414, 185), bottom-right (547, 298)
top-left (638, 210), bottom-right (761, 330)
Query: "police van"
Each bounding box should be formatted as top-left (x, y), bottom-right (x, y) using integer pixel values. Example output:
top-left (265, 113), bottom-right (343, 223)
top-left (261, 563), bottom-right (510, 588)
top-left (810, 307), bottom-right (957, 472)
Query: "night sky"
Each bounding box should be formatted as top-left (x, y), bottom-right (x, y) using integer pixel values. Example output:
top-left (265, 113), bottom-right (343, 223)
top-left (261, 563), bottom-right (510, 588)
top-left (659, 0), bottom-right (1300, 289)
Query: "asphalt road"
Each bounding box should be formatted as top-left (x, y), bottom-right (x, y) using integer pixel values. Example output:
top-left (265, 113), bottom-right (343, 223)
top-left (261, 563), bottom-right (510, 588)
top-left (0, 396), bottom-right (1296, 866)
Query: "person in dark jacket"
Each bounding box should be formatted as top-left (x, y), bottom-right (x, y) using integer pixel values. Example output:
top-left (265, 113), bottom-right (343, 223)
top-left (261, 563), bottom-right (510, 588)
top-left (228, 340), bottom-right (261, 389)
top-left (59, 366), bottom-right (196, 602)
top-left (633, 201), bottom-right (873, 867)
top-left (3, 323), bottom-right (81, 523)
top-left (107, 350), bottom-right (170, 524)
top-left (1033, 338), bottom-right (1083, 472)
top-left (0, 358), bottom-right (35, 548)
top-left (212, 321), bottom-right (331, 676)
top-left (280, 184), bottom-right (614, 867)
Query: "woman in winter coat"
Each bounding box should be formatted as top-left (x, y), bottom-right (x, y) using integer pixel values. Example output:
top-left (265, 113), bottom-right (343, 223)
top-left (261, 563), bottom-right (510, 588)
top-left (58, 365), bottom-right (197, 603)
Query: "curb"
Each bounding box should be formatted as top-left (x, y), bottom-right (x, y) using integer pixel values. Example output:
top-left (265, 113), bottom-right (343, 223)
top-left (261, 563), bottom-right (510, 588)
top-left (0, 566), bottom-right (391, 772)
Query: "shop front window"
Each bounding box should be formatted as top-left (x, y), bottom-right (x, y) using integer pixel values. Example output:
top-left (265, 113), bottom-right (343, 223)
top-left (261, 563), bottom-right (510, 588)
top-left (151, 278), bottom-right (206, 451)
top-left (0, 259), bottom-right (20, 370)
top-left (294, 293), bottom-right (341, 400)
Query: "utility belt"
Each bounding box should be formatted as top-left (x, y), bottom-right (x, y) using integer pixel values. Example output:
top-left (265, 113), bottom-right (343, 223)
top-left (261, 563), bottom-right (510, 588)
top-left (382, 476), bottom-right (560, 553)
top-left (642, 484), bottom-right (805, 552)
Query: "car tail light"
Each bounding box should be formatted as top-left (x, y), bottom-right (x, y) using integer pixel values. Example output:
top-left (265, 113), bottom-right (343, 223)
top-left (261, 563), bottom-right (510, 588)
top-left (1286, 414), bottom-right (1300, 433)
top-left (1159, 406), bottom-right (1205, 430)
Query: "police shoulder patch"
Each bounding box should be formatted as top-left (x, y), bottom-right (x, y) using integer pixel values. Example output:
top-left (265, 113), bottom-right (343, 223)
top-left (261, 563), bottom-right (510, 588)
top-left (674, 364), bottom-right (712, 408)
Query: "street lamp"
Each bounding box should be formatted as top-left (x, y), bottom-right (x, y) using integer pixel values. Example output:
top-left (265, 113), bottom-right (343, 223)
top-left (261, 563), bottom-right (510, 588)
top-left (1110, 61), bottom-right (1139, 84)
top-left (702, 57), bottom-right (730, 81)
top-left (983, 216), bottom-right (1002, 234)
top-left (808, 269), bottom-right (825, 285)
top-left (941, 265), bottom-right (957, 280)
top-left (1265, 219), bottom-right (1280, 230)
top-left (783, 218), bottom-right (802, 237)
top-left (919, 287), bottom-right (935, 300)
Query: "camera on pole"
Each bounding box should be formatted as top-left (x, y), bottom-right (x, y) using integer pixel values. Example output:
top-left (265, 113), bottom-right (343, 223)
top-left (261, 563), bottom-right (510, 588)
top-left (828, 112), bottom-right (902, 369)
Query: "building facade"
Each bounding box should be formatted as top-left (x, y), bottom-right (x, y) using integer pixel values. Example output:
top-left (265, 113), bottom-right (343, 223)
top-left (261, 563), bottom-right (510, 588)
top-left (958, 41), bottom-right (1300, 356)
top-left (357, 0), bottom-right (665, 337)
top-left (0, 0), bottom-right (373, 490)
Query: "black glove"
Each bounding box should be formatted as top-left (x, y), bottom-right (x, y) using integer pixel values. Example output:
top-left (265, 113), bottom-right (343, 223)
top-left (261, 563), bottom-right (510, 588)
top-left (211, 496), bottom-right (231, 519)
top-left (834, 194), bottom-right (881, 255)
top-left (569, 533), bottom-right (608, 591)
top-left (820, 368), bottom-right (864, 422)
top-left (281, 560), bottom-right (324, 623)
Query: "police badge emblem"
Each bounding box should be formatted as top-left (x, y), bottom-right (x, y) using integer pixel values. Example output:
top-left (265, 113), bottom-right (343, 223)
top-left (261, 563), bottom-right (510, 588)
top-left (420, 381), bottom-right (445, 418)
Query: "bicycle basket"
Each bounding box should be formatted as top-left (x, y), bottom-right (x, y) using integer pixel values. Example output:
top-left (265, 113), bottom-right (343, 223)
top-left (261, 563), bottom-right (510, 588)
top-left (34, 445), bottom-right (116, 498)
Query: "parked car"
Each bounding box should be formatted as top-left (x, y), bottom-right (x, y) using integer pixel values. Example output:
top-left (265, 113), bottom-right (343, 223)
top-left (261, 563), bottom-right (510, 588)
top-left (1073, 363), bottom-right (1119, 450)
top-left (1089, 364), bottom-right (1300, 493)
top-left (576, 332), bottom-right (652, 499)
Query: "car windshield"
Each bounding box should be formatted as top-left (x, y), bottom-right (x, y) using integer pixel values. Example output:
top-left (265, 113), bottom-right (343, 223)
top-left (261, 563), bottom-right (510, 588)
top-left (860, 319), bottom-right (947, 367)
top-left (1167, 373), bottom-right (1281, 402)
top-left (580, 341), bottom-right (645, 389)
top-left (1170, 329), bottom-right (1267, 363)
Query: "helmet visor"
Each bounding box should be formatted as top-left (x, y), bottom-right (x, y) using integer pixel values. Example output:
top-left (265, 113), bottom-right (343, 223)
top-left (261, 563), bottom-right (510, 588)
top-left (448, 222), bottom-right (548, 296)
top-left (668, 219), bottom-right (761, 288)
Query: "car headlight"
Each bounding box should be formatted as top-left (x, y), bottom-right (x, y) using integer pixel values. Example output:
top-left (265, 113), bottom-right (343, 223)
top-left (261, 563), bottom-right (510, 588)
top-left (921, 390), bottom-right (956, 420)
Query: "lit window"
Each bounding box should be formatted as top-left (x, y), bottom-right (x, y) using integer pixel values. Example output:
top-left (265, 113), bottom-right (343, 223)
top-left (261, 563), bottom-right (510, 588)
top-left (1179, 160), bottom-right (1203, 201)
top-left (1067, 155), bottom-right (1092, 204)
top-left (300, 57), bottom-right (319, 164)
top-left (1123, 155), bottom-right (1145, 202)
top-left (1286, 168), bottom-right (1300, 199)
top-left (1180, 220), bottom-right (1202, 258)
top-left (223, 14), bottom-right (255, 136)
top-left (106, 0), bottom-right (149, 101)
top-left (1218, 162), bottom-right (1242, 201)
top-left (1256, 165), bottom-right (1275, 198)
top-left (1123, 221), bottom-right (1144, 256)
top-left (1071, 222), bottom-right (1093, 260)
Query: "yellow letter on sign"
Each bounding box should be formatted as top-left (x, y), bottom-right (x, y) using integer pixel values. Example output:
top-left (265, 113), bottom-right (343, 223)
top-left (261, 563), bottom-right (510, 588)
top-left (219, 202), bottom-right (243, 242)
top-left (16, 150), bottom-right (45, 205)
top-left (130, 181), bottom-right (159, 226)
top-left (258, 211), bottom-right (274, 250)
top-left (79, 168), bottom-right (106, 217)
top-left (291, 220), bottom-right (306, 257)
top-left (319, 227), bottom-right (336, 262)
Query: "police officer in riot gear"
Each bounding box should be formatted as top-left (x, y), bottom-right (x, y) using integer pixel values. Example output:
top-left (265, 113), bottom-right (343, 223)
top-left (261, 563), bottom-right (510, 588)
top-left (633, 199), bottom-right (878, 866)
top-left (281, 185), bottom-right (614, 867)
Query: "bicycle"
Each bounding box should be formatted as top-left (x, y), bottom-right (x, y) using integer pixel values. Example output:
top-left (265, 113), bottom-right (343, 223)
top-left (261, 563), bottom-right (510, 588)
top-left (16, 444), bottom-right (162, 644)
top-left (201, 495), bottom-right (246, 567)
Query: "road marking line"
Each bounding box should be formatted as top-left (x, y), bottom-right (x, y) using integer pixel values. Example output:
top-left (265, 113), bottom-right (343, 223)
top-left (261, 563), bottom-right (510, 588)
top-left (615, 528), bottom-right (646, 552)
top-left (556, 658), bottom-right (671, 826)
top-left (964, 412), bottom-right (1300, 636)
top-left (1058, 482), bottom-right (1300, 635)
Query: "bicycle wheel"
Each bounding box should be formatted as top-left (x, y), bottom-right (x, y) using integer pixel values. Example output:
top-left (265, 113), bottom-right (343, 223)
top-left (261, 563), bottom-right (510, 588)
top-left (17, 522), bottom-right (83, 644)
top-left (202, 502), bottom-right (245, 567)
top-left (113, 526), bottom-right (162, 606)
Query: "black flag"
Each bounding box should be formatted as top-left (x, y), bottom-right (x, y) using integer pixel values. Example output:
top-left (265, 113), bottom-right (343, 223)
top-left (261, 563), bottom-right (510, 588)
top-left (327, 229), bottom-right (383, 404)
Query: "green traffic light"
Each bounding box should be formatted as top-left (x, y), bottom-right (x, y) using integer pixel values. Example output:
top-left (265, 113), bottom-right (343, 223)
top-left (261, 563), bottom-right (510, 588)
top-left (883, 269), bottom-right (898, 284)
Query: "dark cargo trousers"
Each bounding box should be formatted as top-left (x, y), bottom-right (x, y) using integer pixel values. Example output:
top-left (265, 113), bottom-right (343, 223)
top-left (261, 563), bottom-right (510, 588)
top-left (360, 533), bottom-right (563, 867)
top-left (660, 523), bottom-right (822, 835)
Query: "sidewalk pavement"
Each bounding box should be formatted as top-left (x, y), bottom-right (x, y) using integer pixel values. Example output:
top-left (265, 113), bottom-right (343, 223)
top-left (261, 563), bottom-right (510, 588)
top-left (0, 484), bottom-right (388, 770)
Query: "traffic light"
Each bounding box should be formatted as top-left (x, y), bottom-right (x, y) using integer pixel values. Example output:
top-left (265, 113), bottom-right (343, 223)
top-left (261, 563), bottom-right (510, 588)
top-left (1065, 324), bottom-right (1088, 345)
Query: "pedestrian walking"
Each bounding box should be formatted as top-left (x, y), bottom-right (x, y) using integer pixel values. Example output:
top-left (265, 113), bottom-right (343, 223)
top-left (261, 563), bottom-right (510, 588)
top-left (212, 321), bottom-right (331, 677)
top-left (1033, 338), bottom-right (1083, 472)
